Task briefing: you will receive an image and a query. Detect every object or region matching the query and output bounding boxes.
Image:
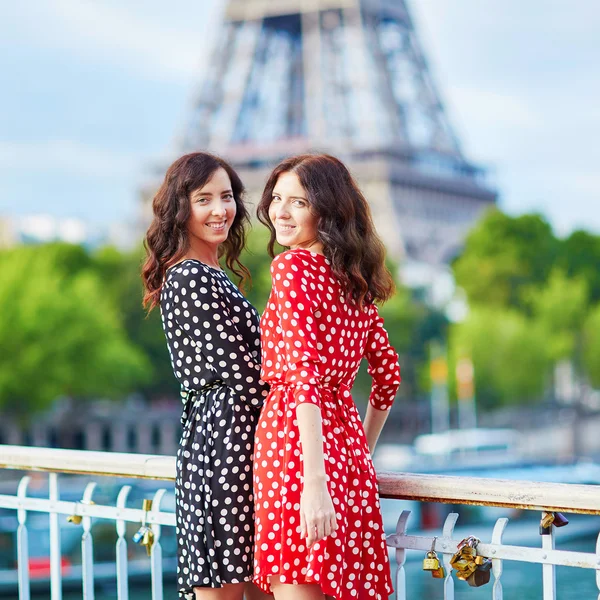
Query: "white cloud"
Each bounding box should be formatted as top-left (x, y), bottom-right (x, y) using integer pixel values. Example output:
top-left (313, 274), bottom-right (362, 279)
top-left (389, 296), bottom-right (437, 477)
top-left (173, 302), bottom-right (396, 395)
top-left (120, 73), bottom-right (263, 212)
top-left (0, 140), bottom-right (141, 178)
top-left (450, 87), bottom-right (542, 132)
top-left (5, 0), bottom-right (223, 82)
top-left (447, 86), bottom-right (543, 161)
top-left (1, 0), bottom-right (598, 235)
top-left (408, 0), bottom-right (600, 236)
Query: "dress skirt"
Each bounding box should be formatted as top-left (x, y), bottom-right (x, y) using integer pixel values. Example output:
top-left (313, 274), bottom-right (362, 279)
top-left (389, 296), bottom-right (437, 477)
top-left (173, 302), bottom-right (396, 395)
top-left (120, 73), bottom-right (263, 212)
top-left (176, 384), bottom-right (259, 597)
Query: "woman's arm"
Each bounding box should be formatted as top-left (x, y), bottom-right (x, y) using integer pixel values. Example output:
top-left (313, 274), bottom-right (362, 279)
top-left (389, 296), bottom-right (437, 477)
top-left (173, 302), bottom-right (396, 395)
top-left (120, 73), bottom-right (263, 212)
top-left (296, 403), bottom-right (337, 547)
top-left (364, 303), bottom-right (401, 452)
top-left (363, 404), bottom-right (391, 454)
top-left (268, 252), bottom-right (337, 547)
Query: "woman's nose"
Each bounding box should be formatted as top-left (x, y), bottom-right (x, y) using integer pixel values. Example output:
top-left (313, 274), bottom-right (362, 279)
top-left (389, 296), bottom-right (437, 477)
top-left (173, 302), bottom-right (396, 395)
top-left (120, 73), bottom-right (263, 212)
top-left (211, 200), bottom-right (226, 216)
top-left (274, 202), bottom-right (290, 218)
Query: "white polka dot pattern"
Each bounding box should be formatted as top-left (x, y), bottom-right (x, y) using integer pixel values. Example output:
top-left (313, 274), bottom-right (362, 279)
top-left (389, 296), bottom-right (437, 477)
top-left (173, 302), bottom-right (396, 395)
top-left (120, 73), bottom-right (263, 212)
top-left (160, 259), bottom-right (268, 597)
top-left (253, 249), bottom-right (401, 599)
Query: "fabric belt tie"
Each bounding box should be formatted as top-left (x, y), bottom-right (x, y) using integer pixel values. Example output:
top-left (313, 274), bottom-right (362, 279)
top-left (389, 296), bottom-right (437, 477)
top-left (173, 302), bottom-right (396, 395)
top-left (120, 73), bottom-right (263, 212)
top-left (271, 381), bottom-right (354, 425)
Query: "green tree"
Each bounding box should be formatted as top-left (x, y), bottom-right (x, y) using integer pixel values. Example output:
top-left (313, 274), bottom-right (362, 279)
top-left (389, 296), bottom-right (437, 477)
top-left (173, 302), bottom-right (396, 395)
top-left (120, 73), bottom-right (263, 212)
top-left (92, 245), bottom-right (177, 399)
top-left (0, 246), bottom-right (150, 419)
top-left (583, 306), bottom-right (600, 388)
top-left (449, 307), bottom-right (552, 408)
top-left (453, 210), bottom-right (558, 310)
top-left (524, 269), bottom-right (589, 362)
top-left (558, 230), bottom-right (600, 304)
top-left (237, 226), bottom-right (278, 311)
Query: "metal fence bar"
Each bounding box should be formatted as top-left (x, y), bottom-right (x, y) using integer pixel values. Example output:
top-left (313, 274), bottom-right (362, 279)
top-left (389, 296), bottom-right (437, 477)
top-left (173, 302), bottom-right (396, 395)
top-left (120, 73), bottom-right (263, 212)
top-left (441, 513), bottom-right (457, 600)
top-left (0, 494), bottom-right (175, 526)
top-left (596, 534), bottom-right (600, 600)
top-left (4, 445), bottom-right (600, 514)
top-left (391, 511), bottom-right (409, 600)
top-left (81, 482), bottom-right (97, 600)
top-left (542, 523), bottom-right (556, 600)
top-left (491, 518), bottom-right (508, 600)
top-left (49, 473), bottom-right (62, 600)
top-left (377, 470), bottom-right (600, 515)
top-left (115, 486), bottom-right (131, 600)
top-left (16, 476), bottom-right (31, 600)
top-left (0, 445), bottom-right (175, 481)
top-left (388, 532), bottom-right (600, 569)
top-left (150, 489), bottom-right (167, 600)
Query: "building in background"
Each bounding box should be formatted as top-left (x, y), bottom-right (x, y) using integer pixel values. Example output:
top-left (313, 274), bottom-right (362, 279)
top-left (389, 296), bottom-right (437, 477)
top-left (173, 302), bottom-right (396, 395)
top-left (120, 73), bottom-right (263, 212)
top-left (141, 0), bottom-right (496, 289)
top-left (0, 217), bottom-right (16, 248)
top-left (0, 215), bottom-right (88, 247)
top-left (0, 214), bottom-right (140, 250)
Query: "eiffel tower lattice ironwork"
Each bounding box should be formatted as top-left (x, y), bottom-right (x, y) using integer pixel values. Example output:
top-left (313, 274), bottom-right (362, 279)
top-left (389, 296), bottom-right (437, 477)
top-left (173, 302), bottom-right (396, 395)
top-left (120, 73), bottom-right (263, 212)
top-left (169, 0), bottom-right (497, 266)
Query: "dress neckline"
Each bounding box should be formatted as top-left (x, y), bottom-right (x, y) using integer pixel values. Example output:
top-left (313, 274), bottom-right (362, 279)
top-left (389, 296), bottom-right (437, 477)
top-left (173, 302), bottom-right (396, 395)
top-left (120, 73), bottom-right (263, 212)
top-left (285, 248), bottom-right (327, 260)
top-left (168, 258), bottom-right (225, 273)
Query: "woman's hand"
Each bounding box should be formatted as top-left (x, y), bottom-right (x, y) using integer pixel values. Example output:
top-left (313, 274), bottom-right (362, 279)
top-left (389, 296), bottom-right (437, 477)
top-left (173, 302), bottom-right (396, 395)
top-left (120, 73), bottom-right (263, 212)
top-left (300, 476), bottom-right (338, 547)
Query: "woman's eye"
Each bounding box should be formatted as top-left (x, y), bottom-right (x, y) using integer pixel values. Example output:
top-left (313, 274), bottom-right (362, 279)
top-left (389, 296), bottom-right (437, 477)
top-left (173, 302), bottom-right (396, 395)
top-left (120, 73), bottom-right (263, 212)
top-left (223, 193), bottom-right (234, 201)
top-left (195, 197), bottom-right (209, 204)
top-left (271, 196), bottom-right (281, 203)
top-left (293, 199), bottom-right (307, 208)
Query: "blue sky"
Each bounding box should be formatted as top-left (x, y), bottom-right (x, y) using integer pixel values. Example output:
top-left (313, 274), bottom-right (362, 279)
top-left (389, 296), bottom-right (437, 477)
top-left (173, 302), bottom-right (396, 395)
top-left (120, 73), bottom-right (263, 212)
top-left (0, 0), bottom-right (598, 236)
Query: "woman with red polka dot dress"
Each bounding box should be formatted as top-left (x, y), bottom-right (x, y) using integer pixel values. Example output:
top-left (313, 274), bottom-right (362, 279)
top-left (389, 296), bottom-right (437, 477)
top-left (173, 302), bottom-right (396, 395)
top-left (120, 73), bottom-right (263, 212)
top-left (253, 154), bottom-right (401, 600)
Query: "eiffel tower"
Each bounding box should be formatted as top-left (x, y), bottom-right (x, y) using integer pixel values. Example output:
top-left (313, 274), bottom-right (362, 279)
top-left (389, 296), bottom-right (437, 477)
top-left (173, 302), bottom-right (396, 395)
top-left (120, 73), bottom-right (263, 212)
top-left (155, 0), bottom-right (497, 267)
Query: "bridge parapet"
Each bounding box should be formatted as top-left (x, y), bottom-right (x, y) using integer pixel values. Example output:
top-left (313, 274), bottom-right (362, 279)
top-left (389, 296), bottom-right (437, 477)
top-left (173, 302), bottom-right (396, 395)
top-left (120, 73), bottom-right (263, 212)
top-left (1, 445), bottom-right (600, 599)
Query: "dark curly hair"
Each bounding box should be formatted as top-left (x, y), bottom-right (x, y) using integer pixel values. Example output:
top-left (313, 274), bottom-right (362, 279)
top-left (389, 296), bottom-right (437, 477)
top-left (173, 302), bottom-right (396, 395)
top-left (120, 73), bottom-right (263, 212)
top-left (142, 152), bottom-right (250, 311)
top-left (257, 154), bottom-right (394, 307)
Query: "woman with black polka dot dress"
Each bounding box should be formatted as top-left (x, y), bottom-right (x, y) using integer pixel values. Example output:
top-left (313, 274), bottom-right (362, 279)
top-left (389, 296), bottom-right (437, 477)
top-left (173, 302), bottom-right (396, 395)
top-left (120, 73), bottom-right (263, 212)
top-left (142, 153), bottom-right (269, 600)
top-left (253, 154), bottom-right (401, 600)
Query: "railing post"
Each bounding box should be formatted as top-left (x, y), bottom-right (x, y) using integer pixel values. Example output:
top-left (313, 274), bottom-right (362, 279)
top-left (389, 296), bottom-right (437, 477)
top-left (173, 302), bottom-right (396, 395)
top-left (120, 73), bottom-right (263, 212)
top-left (595, 530), bottom-right (600, 599)
top-left (150, 489), bottom-right (167, 600)
top-left (49, 473), bottom-right (62, 600)
top-left (541, 513), bottom-right (556, 600)
top-left (16, 476), bottom-right (31, 600)
top-left (491, 517), bottom-right (508, 600)
top-left (441, 513), bottom-right (458, 600)
top-left (390, 510), bottom-right (410, 600)
top-left (115, 485), bottom-right (131, 600)
top-left (81, 482), bottom-right (97, 600)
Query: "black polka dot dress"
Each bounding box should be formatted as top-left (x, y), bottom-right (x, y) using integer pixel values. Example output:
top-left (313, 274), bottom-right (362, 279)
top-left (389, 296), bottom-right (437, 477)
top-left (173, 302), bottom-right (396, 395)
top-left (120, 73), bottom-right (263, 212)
top-left (160, 260), bottom-right (268, 597)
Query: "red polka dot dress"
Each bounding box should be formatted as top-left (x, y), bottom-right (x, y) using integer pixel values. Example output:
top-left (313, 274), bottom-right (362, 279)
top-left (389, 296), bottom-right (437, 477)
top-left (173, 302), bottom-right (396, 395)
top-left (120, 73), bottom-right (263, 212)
top-left (253, 249), bottom-right (401, 599)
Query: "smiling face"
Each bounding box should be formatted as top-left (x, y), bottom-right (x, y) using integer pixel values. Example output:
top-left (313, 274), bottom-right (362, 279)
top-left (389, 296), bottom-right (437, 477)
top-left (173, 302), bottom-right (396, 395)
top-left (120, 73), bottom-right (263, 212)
top-left (187, 167), bottom-right (237, 249)
top-left (268, 171), bottom-right (322, 252)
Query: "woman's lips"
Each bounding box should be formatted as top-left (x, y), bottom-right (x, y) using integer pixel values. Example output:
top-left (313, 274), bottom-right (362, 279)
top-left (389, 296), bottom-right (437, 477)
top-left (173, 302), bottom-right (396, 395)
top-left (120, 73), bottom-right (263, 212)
top-left (206, 222), bottom-right (227, 231)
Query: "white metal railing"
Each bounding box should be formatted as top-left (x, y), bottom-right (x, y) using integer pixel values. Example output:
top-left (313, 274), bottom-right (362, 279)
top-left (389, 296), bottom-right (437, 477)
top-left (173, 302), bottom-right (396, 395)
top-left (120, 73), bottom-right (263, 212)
top-left (0, 446), bottom-right (175, 600)
top-left (2, 446), bottom-right (600, 599)
top-left (380, 470), bottom-right (600, 600)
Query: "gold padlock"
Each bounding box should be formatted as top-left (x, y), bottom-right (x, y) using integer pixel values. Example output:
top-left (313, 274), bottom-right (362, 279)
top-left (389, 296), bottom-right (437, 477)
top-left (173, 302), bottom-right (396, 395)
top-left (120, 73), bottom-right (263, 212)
top-left (467, 560), bottom-right (492, 587)
top-left (450, 554), bottom-right (471, 571)
top-left (67, 514), bottom-right (82, 525)
top-left (423, 551), bottom-right (440, 571)
top-left (432, 566), bottom-right (446, 579)
top-left (141, 528), bottom-right (155, 556)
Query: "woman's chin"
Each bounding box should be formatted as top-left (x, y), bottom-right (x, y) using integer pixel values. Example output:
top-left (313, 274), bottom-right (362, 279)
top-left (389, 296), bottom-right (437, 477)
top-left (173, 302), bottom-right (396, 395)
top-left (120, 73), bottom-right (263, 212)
top-left (198, 232), bottom-right (228, 246)
top-left (276, 235), bottom-right (292, 248)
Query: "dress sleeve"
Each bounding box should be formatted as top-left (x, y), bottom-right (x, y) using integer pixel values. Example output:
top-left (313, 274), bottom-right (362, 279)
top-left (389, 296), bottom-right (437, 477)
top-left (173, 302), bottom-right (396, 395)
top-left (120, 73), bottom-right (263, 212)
top-left (169, 270), bottom-right (267, 408)
top-left (270, 253), bottom-right (322, 408)
top-left (365, 303), bottom-right (401, 410)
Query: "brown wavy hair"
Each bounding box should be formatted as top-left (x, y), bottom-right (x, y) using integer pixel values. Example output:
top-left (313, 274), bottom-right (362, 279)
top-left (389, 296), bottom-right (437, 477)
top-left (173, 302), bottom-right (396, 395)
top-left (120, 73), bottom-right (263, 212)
top-left (142, 152), bottom-right (250, 311)
top-left (257, 154), bottom-right (394, 307)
